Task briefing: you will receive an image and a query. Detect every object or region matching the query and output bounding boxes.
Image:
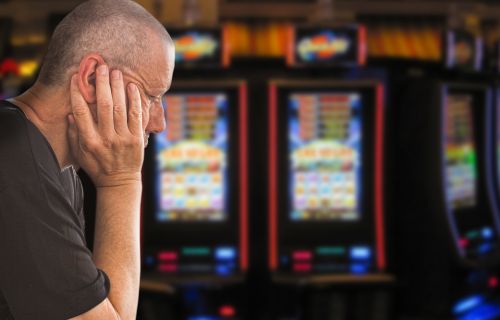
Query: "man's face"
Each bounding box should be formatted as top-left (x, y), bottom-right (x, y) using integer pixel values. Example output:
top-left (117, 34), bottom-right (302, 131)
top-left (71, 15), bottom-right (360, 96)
top-left (122, 41), bottom-right (174, 147)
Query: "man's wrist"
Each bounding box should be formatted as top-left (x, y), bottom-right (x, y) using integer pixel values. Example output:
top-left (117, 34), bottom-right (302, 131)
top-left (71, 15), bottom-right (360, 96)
top-left (94, 172), bottom-right (142, 188)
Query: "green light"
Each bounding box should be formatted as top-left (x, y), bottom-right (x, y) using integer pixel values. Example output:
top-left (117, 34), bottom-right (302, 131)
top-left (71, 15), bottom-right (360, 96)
top-left (316, 246), bottom-right (345, 255)
top-left (182, 247), bottom-right (211, 256)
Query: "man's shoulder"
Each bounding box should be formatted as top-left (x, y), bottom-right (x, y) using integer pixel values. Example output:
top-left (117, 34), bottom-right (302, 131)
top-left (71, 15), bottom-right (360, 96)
top-left (0, 101), bottom-right (31, 145)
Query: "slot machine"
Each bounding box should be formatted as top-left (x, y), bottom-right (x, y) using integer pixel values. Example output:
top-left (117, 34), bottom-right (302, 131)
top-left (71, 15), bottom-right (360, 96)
top-left (141, 26), bottom-right (248, 320)
top-left (393, 29), bottom-right (500, 319)
top-left (268, 25), bottom-right (394, 320)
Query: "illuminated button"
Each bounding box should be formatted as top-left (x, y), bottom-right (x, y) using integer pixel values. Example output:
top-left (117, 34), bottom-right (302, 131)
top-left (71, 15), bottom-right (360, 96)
top-left (293, 250), bottom-right (312, 261)
top-left (489, 276), bottom-right (499, 288)
top-left (215, 247), bottom-right (236, 260)
top-left (482, 227), bottom-right (494, 239)
top-left (316, 246), bottom-right (345, 256)
top-left (459, 238), bottom-right (469, 248)
top-left (158, 263), bottom-right (177, 273)
top-left (145, 255), bottom-right (155, 266)
top-left (157, 251), bottom-right (178, 261)
top-left (182, 247), bottom-right (211, 256)
top-left (350, 263), bottom-right (368, 274)
top-left (452, 295), bottom-right (484, 315)
top-left (293, 263), bottom-right (312, 273)
top-left (466, 230), bottom-right (480, 240)
top-left (478, 243), bottom-right (493, 254)
top-left (219, 305), bottom-right (236, 318)
top-left (215, 264), bottom-right (233, 276)
top-left (350, 246), bottom-right (371, 260)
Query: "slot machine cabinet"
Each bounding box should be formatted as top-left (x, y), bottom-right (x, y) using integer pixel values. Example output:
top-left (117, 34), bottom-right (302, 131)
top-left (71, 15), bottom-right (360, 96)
top-left (268, 79), bottom-right (393, 320)
top-left (394, 80), bottom-right (500, 319)
top-left (141, 24), bottom-right (248, 319)
top-left (142, 81), bottom-right (247, 278)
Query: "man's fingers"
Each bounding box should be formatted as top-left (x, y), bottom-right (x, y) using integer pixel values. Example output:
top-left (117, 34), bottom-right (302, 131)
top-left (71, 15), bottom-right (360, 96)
top-left (95, 64), bottom-right (114, 134)
top-left (110, 69), bottom-right (128, 134)
top-left (70, 74), bottom-right (96, 140)
top-left (127, 83), bottom-right (143, 137)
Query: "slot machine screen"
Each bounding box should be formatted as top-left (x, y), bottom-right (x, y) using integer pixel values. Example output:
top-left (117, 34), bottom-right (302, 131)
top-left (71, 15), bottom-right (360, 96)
top-left (445, 94), bottom-right (477, 209)
top-left (288, 92), bottom-right (362, 221)
top-left (155, 93), bottom-right (229, 222)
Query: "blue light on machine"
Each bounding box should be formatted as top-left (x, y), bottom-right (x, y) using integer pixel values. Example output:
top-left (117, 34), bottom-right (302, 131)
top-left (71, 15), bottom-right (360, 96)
top-left (458, 303), bottom-right (500, 320)
top-left (453, 295), bottom-right (484, 315)
top-left (350, 263), bottom-right (368, 275)
top-left (188, 316), bottom-right (219, 320)
top-left (482, 227), bottom-right (494, 239)
top-left (215, 247), bottom-right (236, 261)
top-left (216, 264), bottom-right (233, 276)
top-left (478, 243), bottom-right (493, 255)
top-left (350, 246), bottom-right (371, 260)
top-left (145, 255), bottom-right (155, 266)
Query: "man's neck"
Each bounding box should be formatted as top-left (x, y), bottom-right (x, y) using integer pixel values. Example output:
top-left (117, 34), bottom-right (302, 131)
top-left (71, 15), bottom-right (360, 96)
top-left (9, 82), bottom-right (74, 170)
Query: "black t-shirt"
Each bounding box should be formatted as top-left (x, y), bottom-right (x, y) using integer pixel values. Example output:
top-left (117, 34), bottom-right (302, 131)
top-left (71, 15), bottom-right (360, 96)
top-left (0, 101), bottom-right (109, 320)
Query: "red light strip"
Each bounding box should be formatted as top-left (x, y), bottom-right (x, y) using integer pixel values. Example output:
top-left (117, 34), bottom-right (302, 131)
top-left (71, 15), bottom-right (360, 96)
top-left (374, 84), bottom-right (386, 271)
top-left (293, 250), bottom-right (312, 261)
top-left (269, 83), bottom-right (278, 270)
top-left (358, 25), bottom-right (367, 66)
top-left (239, 83), bottom-right (249, 271)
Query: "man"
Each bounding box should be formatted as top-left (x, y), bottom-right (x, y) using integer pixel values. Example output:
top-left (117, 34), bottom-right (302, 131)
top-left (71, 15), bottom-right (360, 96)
top-left (0, 0), bottom-right (174, 319)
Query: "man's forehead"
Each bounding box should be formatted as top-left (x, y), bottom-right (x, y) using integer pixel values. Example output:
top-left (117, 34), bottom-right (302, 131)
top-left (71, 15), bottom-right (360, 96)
top-left (143, 48), bottom-right (174, 93)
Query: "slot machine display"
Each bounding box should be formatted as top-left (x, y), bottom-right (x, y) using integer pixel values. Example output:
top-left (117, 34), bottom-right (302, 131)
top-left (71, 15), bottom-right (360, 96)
top-left (144, 84), bottom-right (247, 275)
top-left (394, 80), bottom-right (500, 319)
top-left (269, 81), bottom-right (386, 277)
top-left (141, 26), bottom-right (248, 320)
top-left (268, 24), bottom-right (393, 320)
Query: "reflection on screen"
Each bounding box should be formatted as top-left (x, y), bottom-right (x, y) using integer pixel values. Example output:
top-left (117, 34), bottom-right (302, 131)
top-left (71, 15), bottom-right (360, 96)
top-left (288, 93), bottom-right (362, 221)
top-left (445, 94), bottom-right (477, 209)
top-left (155, 93), bottom-right (228, 222)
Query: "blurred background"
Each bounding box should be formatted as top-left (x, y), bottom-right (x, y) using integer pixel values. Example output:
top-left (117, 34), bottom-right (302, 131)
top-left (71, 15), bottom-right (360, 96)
top-left (6, 0), bottom-right (500, 319)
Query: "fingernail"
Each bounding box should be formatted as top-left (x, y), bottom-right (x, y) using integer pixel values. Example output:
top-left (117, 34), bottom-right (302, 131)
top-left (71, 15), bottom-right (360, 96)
top-left (111, 69), bottom-right (121, 80)
top-left (99, 65), bottom-right (108, 75)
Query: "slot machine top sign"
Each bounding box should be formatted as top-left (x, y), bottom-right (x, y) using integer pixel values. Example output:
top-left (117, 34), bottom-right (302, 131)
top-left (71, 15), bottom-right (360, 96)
top-left (445, 30), bottom-right (483, 72)
top-left (287, 25), bottom-right (367, 67)
top-left (168, 27), bottom-right (230, 68)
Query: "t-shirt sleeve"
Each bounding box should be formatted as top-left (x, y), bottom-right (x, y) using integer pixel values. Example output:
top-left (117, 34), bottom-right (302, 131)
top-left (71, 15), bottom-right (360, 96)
top-left (0, 111), bottom-right (109, 320)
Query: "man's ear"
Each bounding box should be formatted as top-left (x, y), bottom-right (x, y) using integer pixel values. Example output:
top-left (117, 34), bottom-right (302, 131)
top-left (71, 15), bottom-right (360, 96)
top-left (77, 54), bottom-right (105, 104)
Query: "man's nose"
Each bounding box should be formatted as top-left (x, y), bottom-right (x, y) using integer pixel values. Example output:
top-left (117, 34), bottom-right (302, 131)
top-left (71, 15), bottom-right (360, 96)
top-left (146, 101), bottom-right (166, 134)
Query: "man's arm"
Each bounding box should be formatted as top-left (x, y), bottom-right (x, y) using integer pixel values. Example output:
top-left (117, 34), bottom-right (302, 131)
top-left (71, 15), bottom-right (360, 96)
top-left (68, 66), bottom-right (144, 320)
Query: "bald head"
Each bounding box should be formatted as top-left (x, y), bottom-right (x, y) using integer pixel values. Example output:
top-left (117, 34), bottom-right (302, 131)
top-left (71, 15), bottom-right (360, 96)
top-left (38, 0), bottom-right (173, 86)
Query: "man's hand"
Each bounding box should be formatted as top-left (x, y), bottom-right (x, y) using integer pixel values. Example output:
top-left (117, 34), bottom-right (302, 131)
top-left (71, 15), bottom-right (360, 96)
top-left (67, 64), bottom-right (144, 319)
top-left (68, 65), bottom-right (144, 188)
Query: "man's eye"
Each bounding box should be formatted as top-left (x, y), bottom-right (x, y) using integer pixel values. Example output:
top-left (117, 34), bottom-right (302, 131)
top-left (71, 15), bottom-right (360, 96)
top-left (148, 95), bottom-right (156, 104)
